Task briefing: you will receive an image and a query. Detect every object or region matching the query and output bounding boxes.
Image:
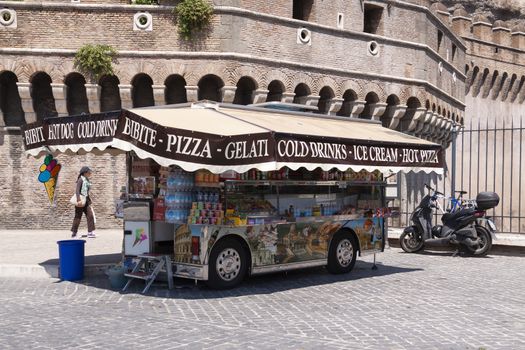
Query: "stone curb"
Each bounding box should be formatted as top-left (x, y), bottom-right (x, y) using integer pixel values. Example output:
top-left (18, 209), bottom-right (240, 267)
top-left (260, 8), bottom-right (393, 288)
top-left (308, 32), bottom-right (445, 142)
top-left (0, 263), bottom-right (114, 279)
top-left (388, 238), bottom-right (525, 256)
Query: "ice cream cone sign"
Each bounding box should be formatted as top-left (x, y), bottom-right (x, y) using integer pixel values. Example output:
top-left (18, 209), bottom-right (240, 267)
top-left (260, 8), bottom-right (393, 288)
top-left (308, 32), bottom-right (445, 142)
top-left (38, 154), bottom-right (61, 204)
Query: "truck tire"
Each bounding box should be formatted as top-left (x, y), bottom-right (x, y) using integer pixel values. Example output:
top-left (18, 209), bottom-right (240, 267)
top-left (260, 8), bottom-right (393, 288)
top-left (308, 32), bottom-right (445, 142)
top-left (327, 233), bottom-right (357, 274)
top-left (207, 238), bottom-right (248, 289)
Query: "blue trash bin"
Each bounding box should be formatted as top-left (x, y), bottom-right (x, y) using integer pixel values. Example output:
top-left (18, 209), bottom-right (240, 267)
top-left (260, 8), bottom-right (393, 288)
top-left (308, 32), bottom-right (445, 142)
top-left (57, 240), bottom-right (86, 281)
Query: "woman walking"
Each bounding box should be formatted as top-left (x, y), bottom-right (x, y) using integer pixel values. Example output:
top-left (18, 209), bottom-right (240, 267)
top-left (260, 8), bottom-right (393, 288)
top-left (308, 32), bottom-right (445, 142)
top-left (71, 166), bottom-right (96, 238)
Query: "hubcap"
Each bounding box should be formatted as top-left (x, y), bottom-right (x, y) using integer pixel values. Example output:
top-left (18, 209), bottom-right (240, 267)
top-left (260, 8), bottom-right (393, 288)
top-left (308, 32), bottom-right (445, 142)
top-left (477, 234), bottom-right (486, 249)
top-left (336, 239), bottom-right (354, 267)
top-left (216, 248), bottom-right (241, 281)
top-left (405, 233), bottom-right (420, 249)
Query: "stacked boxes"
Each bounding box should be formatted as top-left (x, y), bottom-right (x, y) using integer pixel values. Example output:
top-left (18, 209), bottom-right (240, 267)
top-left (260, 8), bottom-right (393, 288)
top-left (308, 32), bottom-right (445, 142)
top-left (188, 189), bottom-right (224, 225)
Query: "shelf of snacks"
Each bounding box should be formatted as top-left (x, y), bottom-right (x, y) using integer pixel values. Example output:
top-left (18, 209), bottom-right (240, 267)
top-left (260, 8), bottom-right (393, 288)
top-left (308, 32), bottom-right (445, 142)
top-left (194, 182), bottom-right (223, 188)
top-left (222, 168), bottom-right (382, 182)
top-left (224, 180), bottom-right (385, 187)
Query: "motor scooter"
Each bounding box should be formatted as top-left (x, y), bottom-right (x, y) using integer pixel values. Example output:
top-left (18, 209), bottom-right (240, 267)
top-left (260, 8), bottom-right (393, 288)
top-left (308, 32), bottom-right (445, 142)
top-left (400, 184), bottom-right (499, 256)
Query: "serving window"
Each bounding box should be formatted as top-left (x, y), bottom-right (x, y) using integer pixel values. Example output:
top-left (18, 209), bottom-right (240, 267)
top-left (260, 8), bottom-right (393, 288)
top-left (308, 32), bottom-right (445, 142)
top-left (125, 152), bottom-right (385, 227)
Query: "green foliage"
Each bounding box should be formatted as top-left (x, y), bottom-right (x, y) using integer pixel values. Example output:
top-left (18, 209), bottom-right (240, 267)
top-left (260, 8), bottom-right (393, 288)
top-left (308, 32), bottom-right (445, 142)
top-left (132, 0), bottom-right (157, 5)
top-left (74, 44), bottom-right (117, 81)
top-left (174, 0), bottom-right (214, 40)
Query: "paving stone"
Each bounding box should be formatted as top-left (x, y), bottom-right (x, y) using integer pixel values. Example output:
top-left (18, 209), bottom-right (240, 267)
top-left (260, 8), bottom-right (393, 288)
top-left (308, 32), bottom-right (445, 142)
top-left (0, 248), bottom-right (524, 349)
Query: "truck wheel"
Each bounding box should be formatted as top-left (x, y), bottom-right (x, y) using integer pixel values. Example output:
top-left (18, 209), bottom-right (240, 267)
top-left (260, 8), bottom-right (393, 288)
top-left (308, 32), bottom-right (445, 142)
top-left (207, 238), bottom-right (247, 289)
top-left (327, 233), bottom-right (357, 274)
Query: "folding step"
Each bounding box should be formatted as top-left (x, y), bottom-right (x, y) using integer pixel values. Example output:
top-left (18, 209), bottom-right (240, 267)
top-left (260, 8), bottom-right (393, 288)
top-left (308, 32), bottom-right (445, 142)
top-left (137, 254), bottom-right (164, 260)
top-left (124, 271), bottom-right (152, 280)
top-left (122, 255), bottom-right (174, 294)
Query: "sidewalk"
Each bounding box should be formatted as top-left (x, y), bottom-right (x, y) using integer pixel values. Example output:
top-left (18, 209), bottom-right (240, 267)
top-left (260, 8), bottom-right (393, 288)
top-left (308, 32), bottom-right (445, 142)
top-left (0, 229), bottom-right (122, 279)
top-left (0, 228), bottom-right (523, 279)
top-left (388, 227), bottom-right (525, 255)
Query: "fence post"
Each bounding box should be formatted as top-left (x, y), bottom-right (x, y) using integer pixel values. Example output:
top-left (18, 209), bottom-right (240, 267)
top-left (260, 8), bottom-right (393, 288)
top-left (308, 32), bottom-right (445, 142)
top-left (450, 122), bottom-right (458, 196)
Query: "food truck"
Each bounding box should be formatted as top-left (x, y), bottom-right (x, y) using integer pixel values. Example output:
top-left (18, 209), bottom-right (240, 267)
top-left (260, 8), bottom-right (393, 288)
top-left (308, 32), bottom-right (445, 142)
top-left (22, 102), bottom-right (443, 289)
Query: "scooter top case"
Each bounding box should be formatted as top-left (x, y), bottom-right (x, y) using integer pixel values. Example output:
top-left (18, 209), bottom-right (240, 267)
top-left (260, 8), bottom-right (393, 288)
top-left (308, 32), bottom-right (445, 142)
top-left (476, 192), bottom-right (500, 210)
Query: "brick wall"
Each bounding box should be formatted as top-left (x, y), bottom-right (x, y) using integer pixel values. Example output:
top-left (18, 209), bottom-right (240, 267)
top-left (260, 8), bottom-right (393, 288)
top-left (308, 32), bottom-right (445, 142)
top-left (0, 133), bottom-right (126, 230)
top-left (2, 8), bottom-right (222, 52)
top-left (1, 3), bottom-right (464, 86)
top-left (234, 15), bottom-right (463, 101)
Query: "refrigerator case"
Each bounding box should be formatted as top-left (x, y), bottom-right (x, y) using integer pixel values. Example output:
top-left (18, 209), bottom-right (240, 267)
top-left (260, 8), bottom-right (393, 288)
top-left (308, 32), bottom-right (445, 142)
top-left (124, 221), bottom-right (152, 256)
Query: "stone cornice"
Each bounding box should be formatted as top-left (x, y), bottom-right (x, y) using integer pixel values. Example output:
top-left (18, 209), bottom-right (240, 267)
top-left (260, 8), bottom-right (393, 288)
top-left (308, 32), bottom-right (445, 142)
top-left (0, 1), bottom-right (466, 80)
top-left (451, 16), bottom-right (471, 21)
top-left (463, 36), bottom-right (525, 55)
top-left (472, 21), bottom-right (493, 27)
top-left (492, 27), bottom-right (511, 32)
top-left (0, 47), bottom-right (466, 108)
top-left (466, 52), bottom-right (525, 71)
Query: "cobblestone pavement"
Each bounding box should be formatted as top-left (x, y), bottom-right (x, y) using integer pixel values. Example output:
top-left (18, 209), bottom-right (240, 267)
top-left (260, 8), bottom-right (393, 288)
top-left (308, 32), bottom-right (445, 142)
top-left (1, 248), bottom-right (524, 350)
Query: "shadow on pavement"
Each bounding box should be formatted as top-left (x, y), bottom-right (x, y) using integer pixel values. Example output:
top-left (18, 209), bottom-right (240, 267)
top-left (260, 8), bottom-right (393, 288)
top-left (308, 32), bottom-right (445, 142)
top-left (74, 259), bottom-right (423, 299)
top-left (38, 253), bottom-right (121, 278)
top-left (389, 239), bottom-right (523, 257)
top-left (393, 248), bottom-right (495, 259)
top-left (39, 253), bottom-right (121, 266)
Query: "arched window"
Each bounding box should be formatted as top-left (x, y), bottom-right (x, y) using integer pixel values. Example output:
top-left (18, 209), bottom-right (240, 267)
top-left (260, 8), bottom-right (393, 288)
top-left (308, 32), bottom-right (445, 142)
top-left (507, 73), bottom-right (518, 101)
top-left (99, 75), bottom-right (121, 112)
top-left (65, 73), bottom-right (89, 115)
top-left (359, 92), bottom-right (380, 119)
top-left (317, 86), bottom-right (334, 114)
top-left (0, 71), bottom-right (25, 126)
top-left (267, 80), bottom-right (284, 102)
top-left (495, 72), bottom-right (508, 100)
top-left (337, 89), bottom-right (358, 117)
top-left (513, 76), bottom-right (525, 102)
top-left (198, 74), bottom-right (224, 102)
top-left (132, 73), bottom-right (154, 108)
top-left (382, 94), bottom-right (400, 128)
top-left (468, 66), bottom-right (480, 96)
top-left (484, 70), bottom-right (499, 98)
top-left (165, 75), bottom-right (187, 104)
top-left (397, 97), bottom-right (421, 132)
top-left (31, 72), bottom-right (57, 120)
top-left (293, 83), bottom-right (310, 104)
top-left (233, 77), bottom-right (257, 105)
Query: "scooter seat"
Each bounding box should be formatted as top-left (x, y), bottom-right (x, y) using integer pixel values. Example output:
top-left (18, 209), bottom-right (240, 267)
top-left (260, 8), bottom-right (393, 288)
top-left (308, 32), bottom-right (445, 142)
top-left (442, 213), bottom-right (453, 221)
top-left (441, 207), bottom-right (476, 224)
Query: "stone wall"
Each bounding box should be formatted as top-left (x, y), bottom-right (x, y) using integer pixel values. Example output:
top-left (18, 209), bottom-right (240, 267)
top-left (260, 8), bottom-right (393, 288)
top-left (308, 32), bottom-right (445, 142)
top-left (0, 2), bottom-right (464, 103)
top-left (0, 0), bottom-right (479, 230)
top-left (0, 132), bottom-right (127, 230)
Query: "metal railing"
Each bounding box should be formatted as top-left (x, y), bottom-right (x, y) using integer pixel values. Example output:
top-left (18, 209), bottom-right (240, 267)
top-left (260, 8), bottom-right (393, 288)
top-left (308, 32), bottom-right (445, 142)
top-left (391, 117), bottom-right (524, 234)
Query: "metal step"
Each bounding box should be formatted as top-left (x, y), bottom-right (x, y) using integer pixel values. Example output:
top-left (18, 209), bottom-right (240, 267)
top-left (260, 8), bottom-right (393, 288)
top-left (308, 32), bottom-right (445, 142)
top-left (124, 271), bottom-right (152, 280)
top-left (122, 255), bottom-right (174, 294)
top-left (137, 254), bottom-right (165, 260)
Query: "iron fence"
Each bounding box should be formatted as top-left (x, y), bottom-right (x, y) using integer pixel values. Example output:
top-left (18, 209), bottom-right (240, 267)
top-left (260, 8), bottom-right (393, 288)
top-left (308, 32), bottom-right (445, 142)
top-left (390, 117), bottom-right (524, 234)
